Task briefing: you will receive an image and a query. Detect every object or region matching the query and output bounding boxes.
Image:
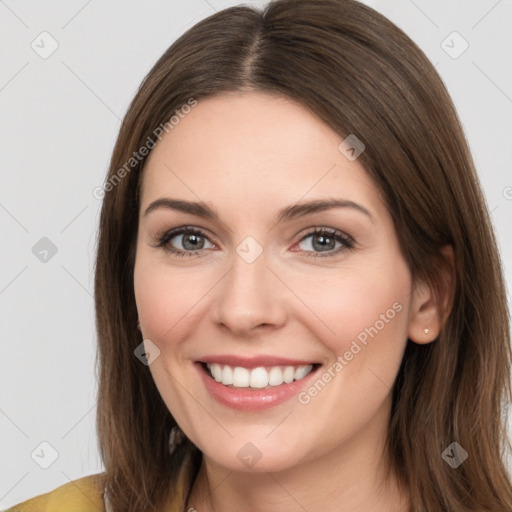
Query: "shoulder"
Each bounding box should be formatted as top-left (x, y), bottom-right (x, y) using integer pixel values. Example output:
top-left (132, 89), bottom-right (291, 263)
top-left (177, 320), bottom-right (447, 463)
top-left (4, 473), bottom-right (106, 512)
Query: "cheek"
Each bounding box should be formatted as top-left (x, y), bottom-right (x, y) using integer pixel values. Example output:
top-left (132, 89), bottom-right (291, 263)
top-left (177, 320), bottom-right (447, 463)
top-left (286, 261), bottom-right (411, 445)
top-left (133, 256), bottom-right (189, 344)
top-left (133, 253), bottom-right (217, 360)
top-left (287, 259), bottom-right (411, 365)
top-left (133, 255), bottom-right (202, 418)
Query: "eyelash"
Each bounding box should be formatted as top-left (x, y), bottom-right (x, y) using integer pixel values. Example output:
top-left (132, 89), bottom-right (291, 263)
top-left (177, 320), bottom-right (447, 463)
top-left (154, 226), bottom-right (355, 259)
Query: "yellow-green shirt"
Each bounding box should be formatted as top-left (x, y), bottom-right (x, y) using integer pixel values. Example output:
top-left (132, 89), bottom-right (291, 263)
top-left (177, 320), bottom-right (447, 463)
top-left (4, 472), bottom-right (186, 512)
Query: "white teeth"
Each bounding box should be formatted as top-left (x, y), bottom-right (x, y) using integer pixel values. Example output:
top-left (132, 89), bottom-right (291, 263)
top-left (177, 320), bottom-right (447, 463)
top-left (294, 365), bottom-right (312, 380)
top-left (232, 367), bottom-right (250, 387)
top-left (206, 363), bottom-right (314, 388)
top-left (210, 363), bottom-right (222, 382)
top-left (249, 367), bottom-right (269, 388)
top-left (221, 365), bottom-right (233, 385)
top-left (268, 366), bottom-right (284, 386)
top-left (283, 366), bottom-right (295, 383)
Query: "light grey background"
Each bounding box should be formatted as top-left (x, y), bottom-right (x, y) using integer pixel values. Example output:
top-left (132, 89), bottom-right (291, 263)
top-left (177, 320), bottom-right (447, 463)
top-left (1, 0), bottom-right (511, 508)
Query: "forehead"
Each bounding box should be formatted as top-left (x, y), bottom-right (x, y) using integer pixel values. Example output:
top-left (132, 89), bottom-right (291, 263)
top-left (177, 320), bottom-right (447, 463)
top-left (139, 92), bottom-right (384, 221)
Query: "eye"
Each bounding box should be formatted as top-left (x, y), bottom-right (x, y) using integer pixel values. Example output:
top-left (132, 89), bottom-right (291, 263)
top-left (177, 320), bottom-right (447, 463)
top-left (295, 227), bottom-right (354, 258)
top-left (153, 226), bottom-right (354, 259)
top-left (154, 226), bottom-right (215, 257)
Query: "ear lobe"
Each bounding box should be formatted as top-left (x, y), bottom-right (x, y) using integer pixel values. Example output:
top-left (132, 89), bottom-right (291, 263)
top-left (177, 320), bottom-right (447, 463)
top-left (408, 245), bottom-right (455, 344)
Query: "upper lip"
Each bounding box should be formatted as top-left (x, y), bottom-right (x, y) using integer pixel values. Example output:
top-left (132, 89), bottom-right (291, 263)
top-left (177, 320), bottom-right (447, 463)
top-left (197, 355), bottom-right (318, 368)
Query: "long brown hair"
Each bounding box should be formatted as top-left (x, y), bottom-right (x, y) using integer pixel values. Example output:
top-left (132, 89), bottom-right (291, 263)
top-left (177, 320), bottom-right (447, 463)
top-left (94, 0), bottom-right (512, 509)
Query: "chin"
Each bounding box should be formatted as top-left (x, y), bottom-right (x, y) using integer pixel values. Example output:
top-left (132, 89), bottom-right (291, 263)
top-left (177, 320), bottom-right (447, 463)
top-left (202, 447), bottom-right (303, 474)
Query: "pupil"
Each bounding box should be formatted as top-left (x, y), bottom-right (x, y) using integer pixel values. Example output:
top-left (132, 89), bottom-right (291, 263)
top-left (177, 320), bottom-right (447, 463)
top-left (184, 233), bottom-right (204, 250)
top-left (313, 234), bottom-right (334, 251)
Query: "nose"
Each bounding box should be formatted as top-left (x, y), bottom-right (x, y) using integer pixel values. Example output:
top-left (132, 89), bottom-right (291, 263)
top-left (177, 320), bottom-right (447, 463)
top-left (210, 247), bottom-right (288, 338)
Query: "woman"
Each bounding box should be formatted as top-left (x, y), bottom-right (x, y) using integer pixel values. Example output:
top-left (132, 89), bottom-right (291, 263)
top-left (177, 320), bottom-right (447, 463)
top-left (8, 0), bottom-right (512, 510)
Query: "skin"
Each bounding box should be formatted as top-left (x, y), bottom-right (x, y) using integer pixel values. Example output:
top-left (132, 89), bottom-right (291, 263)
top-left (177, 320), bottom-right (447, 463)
top-left (133, 91), bottom-right (447, 512)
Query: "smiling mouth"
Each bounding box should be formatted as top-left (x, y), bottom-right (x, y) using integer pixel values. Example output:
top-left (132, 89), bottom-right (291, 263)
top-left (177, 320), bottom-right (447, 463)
top-left (201, 362), bottom-right (321, 389)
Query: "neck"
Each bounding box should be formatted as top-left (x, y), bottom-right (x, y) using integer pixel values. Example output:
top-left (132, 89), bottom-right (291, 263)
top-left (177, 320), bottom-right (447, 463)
top-left (185, 399), bottom-right (411, 512)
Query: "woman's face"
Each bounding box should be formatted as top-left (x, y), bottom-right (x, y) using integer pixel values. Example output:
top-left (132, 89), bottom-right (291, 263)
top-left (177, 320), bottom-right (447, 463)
top-left (134, 91), bottom-right (418, 472)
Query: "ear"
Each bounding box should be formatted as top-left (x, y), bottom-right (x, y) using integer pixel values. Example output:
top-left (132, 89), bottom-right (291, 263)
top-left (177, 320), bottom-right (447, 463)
top-left (408, 245), bottom-right (455, 344)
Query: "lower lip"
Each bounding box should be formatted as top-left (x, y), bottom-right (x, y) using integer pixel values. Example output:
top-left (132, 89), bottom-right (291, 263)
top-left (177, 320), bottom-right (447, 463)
top-left (195, 362), bottom-right (320, 411)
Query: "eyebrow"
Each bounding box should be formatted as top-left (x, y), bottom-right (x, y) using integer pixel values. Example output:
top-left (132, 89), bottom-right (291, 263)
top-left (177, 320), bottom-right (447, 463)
top-left (143, 197), bottom-right (374, 224)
